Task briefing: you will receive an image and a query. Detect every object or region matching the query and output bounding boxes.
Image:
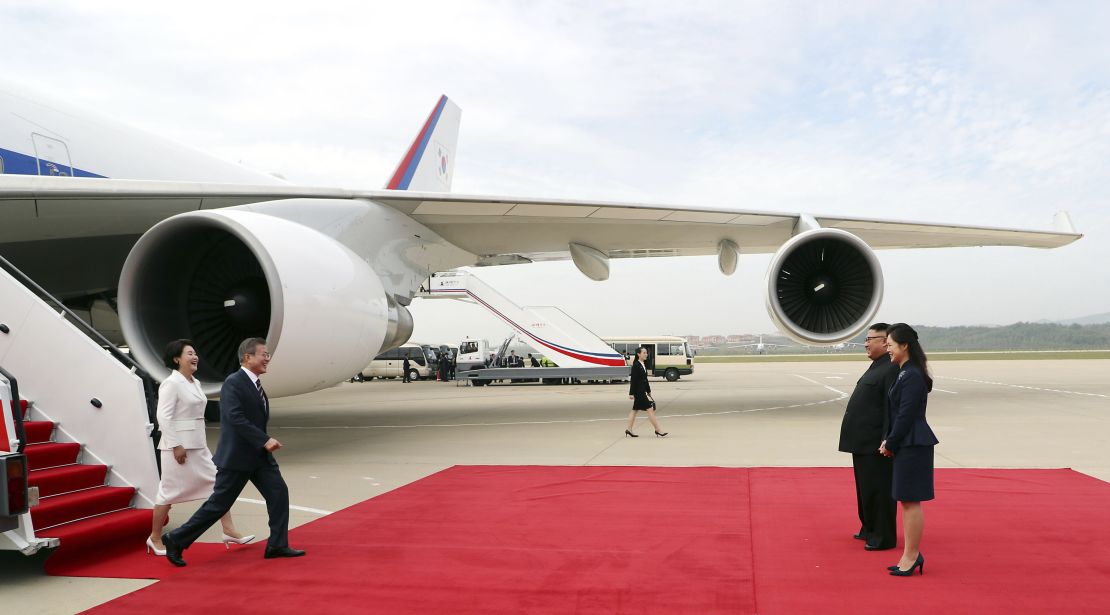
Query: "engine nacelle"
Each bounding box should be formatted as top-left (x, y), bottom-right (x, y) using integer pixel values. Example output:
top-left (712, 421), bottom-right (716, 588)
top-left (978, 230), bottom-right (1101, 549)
top-left (765, 228), bottom-right (884, 345)
top-left (381, 295), bottom-right (415, 352)
top-left (119, 210), bottom-right (392, 397)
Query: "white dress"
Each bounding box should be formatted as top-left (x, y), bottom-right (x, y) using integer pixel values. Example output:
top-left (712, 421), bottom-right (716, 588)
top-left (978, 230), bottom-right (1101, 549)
top-left (155, 370), bottom-right (217, 505)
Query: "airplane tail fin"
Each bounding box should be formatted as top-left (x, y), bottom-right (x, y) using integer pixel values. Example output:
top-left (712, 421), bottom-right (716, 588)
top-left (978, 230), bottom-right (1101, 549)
top-left (385, 95), bottom-right (461, 191)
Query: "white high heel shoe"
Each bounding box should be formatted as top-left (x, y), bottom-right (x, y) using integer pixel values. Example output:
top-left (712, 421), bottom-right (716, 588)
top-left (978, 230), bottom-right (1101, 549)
top-left (145, 536), bottom-right (166, 556)
top-left (221, 533), bottom-right (256, 549)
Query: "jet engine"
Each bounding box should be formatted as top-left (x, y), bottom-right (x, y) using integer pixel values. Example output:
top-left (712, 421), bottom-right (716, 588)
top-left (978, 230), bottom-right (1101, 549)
top-left (765, 228), bottom-right (884, 345)
top-left (118, 209), bottom-right (396, 397)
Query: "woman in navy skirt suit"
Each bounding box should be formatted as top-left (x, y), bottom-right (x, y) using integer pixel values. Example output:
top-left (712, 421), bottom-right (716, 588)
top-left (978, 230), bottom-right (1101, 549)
top-left (879, 323), bottom-right (939, 577)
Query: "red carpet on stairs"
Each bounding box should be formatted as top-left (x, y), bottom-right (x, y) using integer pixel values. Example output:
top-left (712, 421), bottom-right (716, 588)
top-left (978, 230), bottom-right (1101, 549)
top-left (29, 464), bottom-right (109, 497)
top-left (47, 466), bottom-right (1110, 615)
top-left (19, 401), bottom-right (155, 560)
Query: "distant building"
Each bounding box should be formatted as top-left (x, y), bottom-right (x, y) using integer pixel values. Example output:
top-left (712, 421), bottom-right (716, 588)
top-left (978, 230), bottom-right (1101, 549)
top-left (703, 335), bottom-right (727, 345)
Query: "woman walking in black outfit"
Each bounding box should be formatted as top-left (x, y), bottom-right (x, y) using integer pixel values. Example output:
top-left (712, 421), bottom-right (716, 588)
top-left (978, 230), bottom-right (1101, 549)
top-left (625, 346), bottom-right (667, 438)
top-left (880, 323), bottom-right (939, 576)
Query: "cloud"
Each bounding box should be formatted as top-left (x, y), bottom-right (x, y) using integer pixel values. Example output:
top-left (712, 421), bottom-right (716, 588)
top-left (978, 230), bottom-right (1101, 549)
top-left (1, 1), bottom-right (1106, 341)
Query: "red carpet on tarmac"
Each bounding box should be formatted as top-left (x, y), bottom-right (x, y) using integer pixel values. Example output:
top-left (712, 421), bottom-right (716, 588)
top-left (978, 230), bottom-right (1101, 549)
top-left (51, 466), bottom-right (1110, 614)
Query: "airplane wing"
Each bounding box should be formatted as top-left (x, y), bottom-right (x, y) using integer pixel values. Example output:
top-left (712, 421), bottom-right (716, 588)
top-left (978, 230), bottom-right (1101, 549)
top-left (0, 176), bottom-right (1082, 259)
top-left (373, 191), bottom-right (1082, 262)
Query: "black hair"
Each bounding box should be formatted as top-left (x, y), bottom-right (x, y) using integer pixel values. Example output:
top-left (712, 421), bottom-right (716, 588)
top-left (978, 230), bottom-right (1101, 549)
top-left (163, 339), bottom-right (196, 370)
top-left (886, 323), bottom-right (933, 392)
top-left (636, 346), bottom-right (649, 356)
top-left (868, 322), bottom-right (891, 333)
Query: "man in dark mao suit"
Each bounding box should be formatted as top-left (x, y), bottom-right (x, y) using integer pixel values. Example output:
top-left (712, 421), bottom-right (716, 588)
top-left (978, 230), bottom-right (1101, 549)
top-left (838, 323), bottom-right (900, 551)
top-left (162, 338), bottom-right (305, 566)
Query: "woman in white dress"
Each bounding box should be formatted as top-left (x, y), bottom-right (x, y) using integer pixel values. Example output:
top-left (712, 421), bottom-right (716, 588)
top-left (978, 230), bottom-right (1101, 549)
top-left (146, 339), bottom-right (253, 555)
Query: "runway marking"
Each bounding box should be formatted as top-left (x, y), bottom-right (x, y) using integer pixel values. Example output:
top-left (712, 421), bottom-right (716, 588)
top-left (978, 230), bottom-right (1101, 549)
top-left (941, 377), bottom-right (1109, 398)
top-left (237, 497), bottom-right (333, 516)
top-left (792, 374), bottom-right (848, 397)
top-left (933, 388), bottom-right (958, 394)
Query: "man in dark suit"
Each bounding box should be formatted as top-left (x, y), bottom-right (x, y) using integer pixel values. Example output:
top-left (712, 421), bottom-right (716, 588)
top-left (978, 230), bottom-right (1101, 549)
top-left (838, 323), bottom-right (900, 551)
top-left (402, 353), bottom-right (412, 383)
top-left (162, 338), bottom-right (305, 566)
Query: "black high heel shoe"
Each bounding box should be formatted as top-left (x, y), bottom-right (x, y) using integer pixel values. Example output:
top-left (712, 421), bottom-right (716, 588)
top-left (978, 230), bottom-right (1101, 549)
top-left (889, 553), bottom-right (924, 576)
top-left (655, 431), bottom-right (668, 437)
top-left (625, 430), bottom-right (639, 438)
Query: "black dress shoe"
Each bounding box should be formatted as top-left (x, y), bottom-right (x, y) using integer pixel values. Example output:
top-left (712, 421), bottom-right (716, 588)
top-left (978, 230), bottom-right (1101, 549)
top-left (161, 532), bottom-right (186, 567)
top-left (264, 546), bottom-right (306, 559)
top-left (853, 532), bottom-right (867, 540)
top-left (865, 543), bottom-right (895, 551)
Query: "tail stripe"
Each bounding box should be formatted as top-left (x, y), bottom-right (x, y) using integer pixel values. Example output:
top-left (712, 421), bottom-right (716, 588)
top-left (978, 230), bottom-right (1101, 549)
top-left (387, 95), bottom-right (448, 190)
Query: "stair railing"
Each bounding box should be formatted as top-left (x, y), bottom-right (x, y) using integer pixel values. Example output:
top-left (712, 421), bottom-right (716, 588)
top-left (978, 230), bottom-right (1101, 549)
top-left (0, 253), bottom-right (161, 460)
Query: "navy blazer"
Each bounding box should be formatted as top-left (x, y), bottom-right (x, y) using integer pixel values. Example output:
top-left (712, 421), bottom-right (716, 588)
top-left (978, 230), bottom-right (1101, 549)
top-left (884, 363), bottom-right (939, 454)
top-left (213, 369), bottom-right (276, 471)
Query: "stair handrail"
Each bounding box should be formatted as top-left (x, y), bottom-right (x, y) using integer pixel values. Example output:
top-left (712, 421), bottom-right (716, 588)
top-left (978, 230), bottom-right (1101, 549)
top-left (0, 253), bottom-right (161, 451)
top-left (0, 366), bottom-right (26, 453)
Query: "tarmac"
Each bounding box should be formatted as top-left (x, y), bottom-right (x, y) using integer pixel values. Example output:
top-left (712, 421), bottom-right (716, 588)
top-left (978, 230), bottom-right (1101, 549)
top-left (3, 358), bottom-right (1108, 614)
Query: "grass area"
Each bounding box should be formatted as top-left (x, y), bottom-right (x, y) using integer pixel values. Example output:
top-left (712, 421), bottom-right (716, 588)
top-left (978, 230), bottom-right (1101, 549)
top-left (696, 350), bottom-right (1110, 363)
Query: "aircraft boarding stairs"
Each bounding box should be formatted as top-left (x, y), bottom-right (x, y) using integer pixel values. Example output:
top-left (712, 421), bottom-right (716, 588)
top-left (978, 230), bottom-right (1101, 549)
top-left (419, 271), bottom-right (629, 382)
top-left (0, 255), bottom-right (159, 555)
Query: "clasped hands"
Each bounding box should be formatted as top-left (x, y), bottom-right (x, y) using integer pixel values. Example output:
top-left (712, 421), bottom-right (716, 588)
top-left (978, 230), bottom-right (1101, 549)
top-left (878, 440), bottom-right (893, 457)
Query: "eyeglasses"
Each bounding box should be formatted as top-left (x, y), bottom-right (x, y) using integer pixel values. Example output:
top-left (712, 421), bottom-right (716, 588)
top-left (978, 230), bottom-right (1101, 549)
top-left (864, 336), bottom-right (886, 341)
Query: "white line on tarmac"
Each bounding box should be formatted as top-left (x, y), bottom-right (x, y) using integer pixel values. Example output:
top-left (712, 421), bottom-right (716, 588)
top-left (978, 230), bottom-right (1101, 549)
top-left (933, 388), bottom-right (958, 394)
top-left (793, 374), bottom-right (849, 397)
top-left (237, 497), bottom-right (333, 516)
top-left (941, 377), bottom-right (1108, 398)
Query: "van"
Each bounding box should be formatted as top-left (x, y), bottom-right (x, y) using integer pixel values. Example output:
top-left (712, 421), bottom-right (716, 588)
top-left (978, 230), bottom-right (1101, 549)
top-left (358, 343), bottom-right (434, 381)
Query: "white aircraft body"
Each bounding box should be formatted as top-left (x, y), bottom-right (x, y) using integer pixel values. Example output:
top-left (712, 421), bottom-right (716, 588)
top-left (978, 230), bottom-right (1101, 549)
top-left (729, 335), bottom-right (784, 355)
top-left (0, 83), bottom-right (1083, 398)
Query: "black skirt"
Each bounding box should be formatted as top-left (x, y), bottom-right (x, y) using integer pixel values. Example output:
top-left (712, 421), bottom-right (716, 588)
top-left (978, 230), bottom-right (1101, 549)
top-left (632, 394), bottom-right (654, 411)
top-left (892, 445), bottom-right (935, 502)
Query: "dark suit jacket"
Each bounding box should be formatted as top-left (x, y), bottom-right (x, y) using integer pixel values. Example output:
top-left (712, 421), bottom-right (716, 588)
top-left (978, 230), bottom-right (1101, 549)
top-left (884, 364), bottom-right (939, 454)
top-left (629, 361), bottom-right (651, 397)
top-left (213, 369), bottom-right (276, 471)
top-left (838, 356), bottom-right (900, 454)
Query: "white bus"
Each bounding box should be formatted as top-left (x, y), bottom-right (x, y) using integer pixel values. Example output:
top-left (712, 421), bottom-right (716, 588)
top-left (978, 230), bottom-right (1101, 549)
top-left (602, 336), bottom-right (694, 381)
top-left (358, 343), bottom-right (436, 381)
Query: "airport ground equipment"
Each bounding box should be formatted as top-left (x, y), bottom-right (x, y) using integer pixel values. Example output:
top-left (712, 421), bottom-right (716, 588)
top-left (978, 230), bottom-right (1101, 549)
top-left (419, 271), bottom-right (635, 384)
top-left (421, 271), bottom-right (625, 368)
top-left (454, 365), bottom-right (630, 385)
top-left (0, 255), bottom-right (158, 554)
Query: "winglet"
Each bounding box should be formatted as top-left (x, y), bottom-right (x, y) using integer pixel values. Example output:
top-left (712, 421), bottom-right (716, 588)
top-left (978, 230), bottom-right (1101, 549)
top-left (385, 95), bottom-right (461, 192)
top-left (1053, 211), bottom-right (1077, 234)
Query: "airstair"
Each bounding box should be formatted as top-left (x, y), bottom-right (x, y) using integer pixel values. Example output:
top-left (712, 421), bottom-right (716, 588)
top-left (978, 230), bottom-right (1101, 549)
top-left (419, 271), bottom-right (629, 383)
top-left (0, 255), bottom-right (159, 555)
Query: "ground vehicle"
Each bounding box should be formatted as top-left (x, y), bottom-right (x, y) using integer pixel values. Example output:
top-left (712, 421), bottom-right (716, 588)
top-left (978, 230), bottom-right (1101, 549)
top-left (358, 343), bottom-right (434, 381)
top-left (456, 338), bottom-right (491, 371)
top-left (602, 336), bottom-right (694, 381)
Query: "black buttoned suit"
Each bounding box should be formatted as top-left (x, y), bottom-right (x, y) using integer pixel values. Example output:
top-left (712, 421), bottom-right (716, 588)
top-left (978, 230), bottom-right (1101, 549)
top-left (838, 356), bottom-right (899, 549)
top-left (168, 369), bottom-right (290, 550)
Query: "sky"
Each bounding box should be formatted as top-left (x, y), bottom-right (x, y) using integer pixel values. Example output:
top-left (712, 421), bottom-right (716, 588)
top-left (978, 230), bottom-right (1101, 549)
top-left (3, 1), bottom-right (1108, 344)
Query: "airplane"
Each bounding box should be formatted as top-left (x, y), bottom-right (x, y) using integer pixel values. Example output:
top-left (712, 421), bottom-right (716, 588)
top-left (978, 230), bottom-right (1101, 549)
top-left (728, 335), bottom-right (787, 355)
top-left (0, 82), bottom-right (1083, 398)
